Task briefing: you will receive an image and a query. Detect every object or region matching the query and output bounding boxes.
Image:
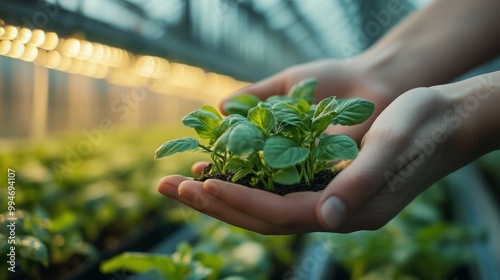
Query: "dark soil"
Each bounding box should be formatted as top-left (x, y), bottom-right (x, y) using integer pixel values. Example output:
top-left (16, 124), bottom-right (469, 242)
top-left (196, 165), bottom-right (339, 196)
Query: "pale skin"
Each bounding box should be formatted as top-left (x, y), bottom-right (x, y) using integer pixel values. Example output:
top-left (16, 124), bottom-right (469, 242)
top-left (158, 0), bottom-right (500, 234)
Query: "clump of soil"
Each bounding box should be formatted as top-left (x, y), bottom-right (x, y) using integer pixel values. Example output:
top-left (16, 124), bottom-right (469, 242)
top-left (196, 165), bottom-right (339, 196)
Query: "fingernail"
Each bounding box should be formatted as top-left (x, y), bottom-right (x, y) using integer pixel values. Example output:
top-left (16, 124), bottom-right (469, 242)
top-left (321, 196), bottom-right (346, 229)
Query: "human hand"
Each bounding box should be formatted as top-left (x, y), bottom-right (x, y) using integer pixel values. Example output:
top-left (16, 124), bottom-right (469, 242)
top-left (221, 58), bottom-right (399, 144)
top-left (159, 72), bottom-right (500, 234)
top-left (318, 73), bottom-right (500, 231)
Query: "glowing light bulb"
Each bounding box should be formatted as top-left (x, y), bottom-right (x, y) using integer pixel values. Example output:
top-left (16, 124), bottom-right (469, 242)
top-left (78, 40), bottom-right (92, 60)
top-left (8, 40), bottom-right (25, 58)
top-left (20, 45), bottom-right (38, 62)
top-left (17, 28), bottom-right (32, 44)
top-left (41, 32), bottom-right (58, 50)
top-left (29, 29), bottom-right (45, 47)
top-left (0, 39), bottom-right (11, 55)
top-left (4, 26), bottom-right (18, 40)
top-left (62, 38), bottom-right (80, 57)
top-left (119, 50), bottom-right (130, 67)
top-left (101, 45), bottom-right (111, 66)
top-left (135, 56), bottom-right (155, 77)
top-left (45, 51), bottom-right (61, 68)
top-left (168, 63), bottom-right (187, 86)
top-left (108, 47), bottom-right (119, 67)
top-left (90, 43), bottom-right (104, 62)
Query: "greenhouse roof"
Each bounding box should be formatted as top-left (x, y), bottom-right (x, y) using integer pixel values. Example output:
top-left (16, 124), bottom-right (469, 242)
top-left (1, 0), bottom-right (431, 81)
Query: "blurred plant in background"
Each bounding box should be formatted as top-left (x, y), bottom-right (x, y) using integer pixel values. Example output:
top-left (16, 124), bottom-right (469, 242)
top-left (0, 125), bottom-right (203, 279)
top-left (0, 126), bottom-right (490, 280)
top-left (308, 184), bottom-right (485, 280)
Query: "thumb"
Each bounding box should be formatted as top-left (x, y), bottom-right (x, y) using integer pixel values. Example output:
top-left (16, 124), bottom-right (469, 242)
top-left (219, 72), bottom-right (289, 114)
top-left (316, 137), bottom-right (398, 231)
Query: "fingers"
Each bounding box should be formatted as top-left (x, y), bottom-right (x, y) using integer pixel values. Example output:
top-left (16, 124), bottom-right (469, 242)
top-left (191, 161), bottom-right (211, 176)
top-left (219, 72), bottom-right (288, 114)
top-left (202, 179), bottom-right (324, 232)
top-left (176, 180), bottom-right (284, 234)
top-left (316, 136), bottom-right (400, 231)
top-left (159, 176), bottom-right (279, 233)
top-left (158, 175), bottom-right (187, 198)
top-left (158, 175), bottom-right (325, 234)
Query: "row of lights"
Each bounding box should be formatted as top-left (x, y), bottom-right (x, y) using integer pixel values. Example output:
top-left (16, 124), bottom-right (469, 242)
top-left (0, 21), bottom-right (249, 100)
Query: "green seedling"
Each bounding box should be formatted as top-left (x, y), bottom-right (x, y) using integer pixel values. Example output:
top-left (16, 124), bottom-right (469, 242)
top-left (155, 79), bottom-right (374, 191)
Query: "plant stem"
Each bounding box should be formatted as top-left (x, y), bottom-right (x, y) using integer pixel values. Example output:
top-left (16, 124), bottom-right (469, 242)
top-left (267, 176), bottom-right (274, 191)
top-left (199, 144), bottom-right (227, 174)
top-left (198, 144), bottom-right (213, 153)
top-left (305, 140), bottom-right (316, 183)
top-left (221, 151), bottom-right (228, 174)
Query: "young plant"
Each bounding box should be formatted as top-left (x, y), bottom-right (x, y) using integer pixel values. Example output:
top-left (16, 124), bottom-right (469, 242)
top-left (155, 79), bottom-right (374, 191)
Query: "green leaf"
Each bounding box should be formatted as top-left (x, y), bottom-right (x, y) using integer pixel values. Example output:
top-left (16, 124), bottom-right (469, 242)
top-left (273, 166), bottom-right (300, 185)
top-left (214, 114), bottom-right (247, 139)
top-left (264, 136), bottom-right (309, 168)
top-left (271, 103), bottom-right (304, 130)
top-left (333, 98), bottom-right (375, 126)
top-left (201, 105), bottom-right (222, 119)
top-left (311, 114), bottom-right (334, 136)
top-left (182, 109), bottom-right (222, 139)
top-left (17, 236), bottom-right (49, 267)
top-left (297, 99), bottom-right (311, 113)
top-left (226, 158), bottom-right (248, 171)
top-left (176, 242), bottom-right (193, 264)
top-left (308, 104), bottom-right (317, 116)
top-left (226, 114), bottom-right (248, 125)
top-left (66, 240), bottom-right (99, 261)
top-left (232, 169), bottom-right (252, 183)
top-left (155, 138), bottom-right (199, 159)
top-left (214, 122), bottom-right (265, 155)
top-left (223, 94), bottom-right (261, 116)
top-left (100, 252), bottom-right (176, 277)
top-left (194, 252), bottom-right (223, 280)
top-left (313, 96), bottom-right (337, 118)
top-left (287, 78), bottom-right (316, 104)
top-left (49, 211), bottom-right (78, 233)
top-left (248, 107), bottom-right (275, 132)
top-left (262, 95), bottom-right (295, 107)
top-left (315, 135), bottom-right (358, 161)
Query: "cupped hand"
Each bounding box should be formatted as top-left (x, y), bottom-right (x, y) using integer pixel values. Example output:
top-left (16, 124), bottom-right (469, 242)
top-left (159, 85), bottom-right (486, 234)
top-left (221, 58), bottom-right (399, 144)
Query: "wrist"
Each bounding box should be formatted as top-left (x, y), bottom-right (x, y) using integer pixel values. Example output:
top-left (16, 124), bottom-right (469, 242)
top-left (350, 43), bottom-right (418, 99)
top-left (434, 71), bottom-right (500, 158)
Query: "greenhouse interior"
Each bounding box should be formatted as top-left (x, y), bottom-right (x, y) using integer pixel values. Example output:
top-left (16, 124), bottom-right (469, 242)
top-left (1, 0), bottom-right (500, 279)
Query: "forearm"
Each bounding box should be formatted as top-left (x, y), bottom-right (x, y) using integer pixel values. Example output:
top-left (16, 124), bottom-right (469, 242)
top-left (354, 0), bottom-right (500, 95)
